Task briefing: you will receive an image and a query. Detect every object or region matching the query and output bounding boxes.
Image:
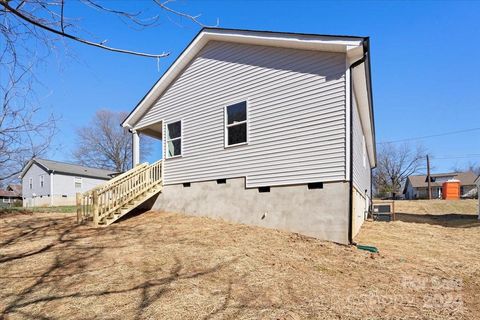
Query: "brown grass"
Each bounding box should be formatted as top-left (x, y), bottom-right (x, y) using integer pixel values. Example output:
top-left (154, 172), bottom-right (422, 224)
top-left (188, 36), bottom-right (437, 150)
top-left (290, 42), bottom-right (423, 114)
top-left (1, 209), bottom-right (479, 319)
top-left (380, 199), bottom-right (478, 215)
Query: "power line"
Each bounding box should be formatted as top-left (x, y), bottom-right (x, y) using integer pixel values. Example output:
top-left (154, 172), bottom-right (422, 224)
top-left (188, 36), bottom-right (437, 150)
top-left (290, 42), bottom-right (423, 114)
top-left (377, 127), bottom-right (480, 144)
top-left (433, 154), bottom-right (480, 160)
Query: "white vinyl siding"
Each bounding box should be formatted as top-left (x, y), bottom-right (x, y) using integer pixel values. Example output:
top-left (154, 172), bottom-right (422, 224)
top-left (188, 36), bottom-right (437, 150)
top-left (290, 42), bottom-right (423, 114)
top-left (352, 88), bottom-right (371, 196)
top-left (136, 41), bottom-right (347, 187)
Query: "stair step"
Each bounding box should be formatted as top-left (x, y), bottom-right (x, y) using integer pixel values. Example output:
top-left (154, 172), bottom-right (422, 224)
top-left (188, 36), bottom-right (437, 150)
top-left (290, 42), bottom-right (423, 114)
top-left (92, 185), bottom-right (163, 227)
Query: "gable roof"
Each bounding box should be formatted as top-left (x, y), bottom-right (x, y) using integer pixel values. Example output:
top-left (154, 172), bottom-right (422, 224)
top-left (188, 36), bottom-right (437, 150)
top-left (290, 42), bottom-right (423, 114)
top-left (0, 185), bottom-right (22, 198)
top-left (405, 171), bottom-right (478, 190)
top-left (122, 28), bottom-right (367, 129)
top-left (20, 158), bottom-right (116, 180)
top-left (6, 184), bottom-right (22, 196)
top-left (121, 28), bottom-right (375, 166)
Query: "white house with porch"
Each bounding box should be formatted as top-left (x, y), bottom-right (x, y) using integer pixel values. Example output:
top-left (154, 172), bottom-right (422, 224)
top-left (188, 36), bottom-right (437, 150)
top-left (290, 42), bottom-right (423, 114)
top-left (78, 28), bottom-right (376, 244)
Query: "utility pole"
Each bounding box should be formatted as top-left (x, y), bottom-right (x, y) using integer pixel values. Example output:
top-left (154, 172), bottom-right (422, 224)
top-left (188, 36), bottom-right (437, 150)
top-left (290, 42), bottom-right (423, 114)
top-left (427, 154), bottom-right (432, 200)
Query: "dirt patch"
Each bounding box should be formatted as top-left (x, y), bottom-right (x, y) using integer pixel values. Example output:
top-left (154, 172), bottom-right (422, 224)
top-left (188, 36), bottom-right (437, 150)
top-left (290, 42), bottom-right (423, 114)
top-left (0, 211), bottom-right (479, 319)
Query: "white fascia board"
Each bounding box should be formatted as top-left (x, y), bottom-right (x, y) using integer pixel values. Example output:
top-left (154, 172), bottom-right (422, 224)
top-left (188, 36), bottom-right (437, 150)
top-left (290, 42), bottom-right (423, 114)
top-left (122, 29), bottom-right (365, 129)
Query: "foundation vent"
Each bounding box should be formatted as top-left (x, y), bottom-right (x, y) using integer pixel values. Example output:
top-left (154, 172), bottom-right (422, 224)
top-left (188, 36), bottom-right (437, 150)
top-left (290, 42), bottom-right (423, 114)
top-left (308, 182), bottom-right (323, 189)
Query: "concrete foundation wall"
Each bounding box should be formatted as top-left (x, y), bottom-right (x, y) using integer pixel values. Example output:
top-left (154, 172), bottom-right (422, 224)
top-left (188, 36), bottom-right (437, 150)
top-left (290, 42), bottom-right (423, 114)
top-left (352, 187), bottom-right (367, 238)
top-left (152, 178), bottom-right (350, 244)
top-left (23, 195), bottom-right (77, 207)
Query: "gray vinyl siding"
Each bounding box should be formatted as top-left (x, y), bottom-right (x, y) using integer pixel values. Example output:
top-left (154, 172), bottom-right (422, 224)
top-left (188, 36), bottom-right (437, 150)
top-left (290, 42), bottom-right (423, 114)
top-left (352, 89), bottom-right (371, 197)
top-left (52, 174), bottom-right (109, 197)
top-left (22, 163), bottom-right (51, 199)
top-left (22, 162), bottom-right (110, 204)
top-left (136, 41), bottom-right (347, 187)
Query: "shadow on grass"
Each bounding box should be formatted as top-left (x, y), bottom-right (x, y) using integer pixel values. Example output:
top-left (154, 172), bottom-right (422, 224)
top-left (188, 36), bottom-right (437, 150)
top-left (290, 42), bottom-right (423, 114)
top-left (395, 212), bottom-right (480, 228)
top-left (0, 213), bottom-right (240, 319)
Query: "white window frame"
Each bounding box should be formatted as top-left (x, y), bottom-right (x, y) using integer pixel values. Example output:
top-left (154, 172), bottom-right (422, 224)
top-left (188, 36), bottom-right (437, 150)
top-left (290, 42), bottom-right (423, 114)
top-left (40, 175), bottom-right (44, 188)
top-left (3, 198), bottom-right (10, 203)
top-left (165, 120), bottom-right (183, 159)
top-left (74, 177), bottom-right (82, 189)
top-left (29, 178), bottom-right (33, 190)
top-left (224, 100), bottom-right (249, 148)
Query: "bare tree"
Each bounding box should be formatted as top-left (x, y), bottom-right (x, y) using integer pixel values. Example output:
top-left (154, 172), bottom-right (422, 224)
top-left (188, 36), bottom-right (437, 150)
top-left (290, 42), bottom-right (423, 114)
top-left (0, 0), bottom-right (217, 60)
top-left (451, 161), bottom-right (480, 175)
top-left (0, 0), bottom-right (215, 181)
top-left (0, 63), bottom-right (57, 182)
top-left (373, 143), bottom-right (427, 198)
top-left (73, 109), bottom-right (152, 172)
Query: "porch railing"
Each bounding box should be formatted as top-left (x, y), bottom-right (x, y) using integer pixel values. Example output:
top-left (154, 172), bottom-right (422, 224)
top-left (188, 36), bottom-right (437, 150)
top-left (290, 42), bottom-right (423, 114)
top-left (76, 160), bottom-right (163, 225)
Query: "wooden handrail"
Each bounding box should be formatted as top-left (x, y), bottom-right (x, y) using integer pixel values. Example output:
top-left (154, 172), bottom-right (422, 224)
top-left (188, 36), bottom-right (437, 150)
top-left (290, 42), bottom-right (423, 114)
top-left (89, 163), bottom-right (149, 194)
top-left (76, 160), bottom-right (163, 225)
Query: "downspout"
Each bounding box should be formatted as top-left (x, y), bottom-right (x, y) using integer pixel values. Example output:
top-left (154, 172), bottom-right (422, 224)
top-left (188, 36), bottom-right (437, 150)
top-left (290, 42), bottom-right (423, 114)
top-left (347, 39), bottom-right (369, 245)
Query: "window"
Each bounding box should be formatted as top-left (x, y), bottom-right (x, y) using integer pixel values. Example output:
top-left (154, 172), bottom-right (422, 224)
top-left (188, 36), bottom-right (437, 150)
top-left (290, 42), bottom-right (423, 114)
top-left (29, 178), bottom-right (33, 190)
top-left (166, 120), bottom-right (182, 158)
top-left (3, 198), bottom-right (10, 203)
top-left (40, 175), bottom-right (44, 188)
top-left (225, 101), bottom-right (248, 147)
top-left (74, 177), bottom-right (82, 188)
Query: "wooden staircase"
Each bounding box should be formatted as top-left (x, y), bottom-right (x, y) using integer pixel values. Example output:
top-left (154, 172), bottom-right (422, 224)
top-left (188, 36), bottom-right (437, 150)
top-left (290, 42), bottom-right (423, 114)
top-left (76, 160), bottom-right (163, 226)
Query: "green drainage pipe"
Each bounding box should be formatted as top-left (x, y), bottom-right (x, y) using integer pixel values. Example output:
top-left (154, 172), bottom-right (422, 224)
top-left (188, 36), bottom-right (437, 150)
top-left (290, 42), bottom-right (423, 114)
top-left (356, 244), bottom-right (379, 253)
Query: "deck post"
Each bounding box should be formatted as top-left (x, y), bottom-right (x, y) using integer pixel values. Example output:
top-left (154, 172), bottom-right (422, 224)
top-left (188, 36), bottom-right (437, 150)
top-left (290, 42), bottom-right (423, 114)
top-left (76, 193), bottom-right (82, 224)
top-left (132, 130), bottom-right (140, 167)
top-left (92, 190), bottom-right (99, 226)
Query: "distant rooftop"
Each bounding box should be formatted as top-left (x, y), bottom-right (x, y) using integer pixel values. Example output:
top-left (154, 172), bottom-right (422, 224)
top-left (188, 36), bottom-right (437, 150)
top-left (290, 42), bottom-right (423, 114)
top-left (406, 171), bottom-right (478, 189)
top-left (20, 158), bottom-right (117, 180)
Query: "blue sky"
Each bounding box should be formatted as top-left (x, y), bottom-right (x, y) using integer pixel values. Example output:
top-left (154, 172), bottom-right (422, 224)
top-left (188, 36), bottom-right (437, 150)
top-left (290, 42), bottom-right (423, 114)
top-left (34, 0), bottom-right (480, 172)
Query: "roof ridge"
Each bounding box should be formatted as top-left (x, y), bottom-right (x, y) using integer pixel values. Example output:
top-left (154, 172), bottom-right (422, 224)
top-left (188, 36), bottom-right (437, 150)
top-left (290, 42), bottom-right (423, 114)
top-left (34, 158), bottom-right (115, 172)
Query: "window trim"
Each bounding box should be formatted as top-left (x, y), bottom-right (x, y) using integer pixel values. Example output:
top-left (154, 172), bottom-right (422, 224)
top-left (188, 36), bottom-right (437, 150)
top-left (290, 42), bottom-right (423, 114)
top-left (165, 119), bottom-right (183, 159)
top-left (29, 178), bottom-right (33, 190)
top-left (74, 177), bottom-right (83, 189)
top-left (224, 100), bottom-right (249, 148)
top-left (39, 175), bottom-right (44, 188)
top-left (3, 198), bottom-right (10, 203)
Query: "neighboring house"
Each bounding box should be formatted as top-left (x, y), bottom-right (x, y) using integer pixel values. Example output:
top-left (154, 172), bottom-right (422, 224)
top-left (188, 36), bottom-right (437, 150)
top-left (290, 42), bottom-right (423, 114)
top-left (120, 28), bottom-right (375, 244)
top-left (20, 158), bottom-right (116, 207)
top-left (0, 184), bottom-right (22, 207)
top-left (403, 171), bottom-right (478, 200)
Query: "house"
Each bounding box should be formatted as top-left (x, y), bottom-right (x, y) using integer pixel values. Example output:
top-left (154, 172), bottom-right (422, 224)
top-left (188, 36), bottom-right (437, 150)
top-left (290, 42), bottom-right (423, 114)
top-left (403, 171), bottom-right (478, 200)
top-left (20, 158), bottom-right (116, 207)
top-left (85, 28), bottom-right (375, 244)
top-left (0, 184), bottom-right (22, 207)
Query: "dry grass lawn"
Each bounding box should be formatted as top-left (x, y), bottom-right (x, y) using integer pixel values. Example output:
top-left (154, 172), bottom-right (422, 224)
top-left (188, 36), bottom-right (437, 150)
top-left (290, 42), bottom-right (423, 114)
top-left (393, 199), bottom-right (478, 215)
top-left (1, 205), bottom-right (479, 319)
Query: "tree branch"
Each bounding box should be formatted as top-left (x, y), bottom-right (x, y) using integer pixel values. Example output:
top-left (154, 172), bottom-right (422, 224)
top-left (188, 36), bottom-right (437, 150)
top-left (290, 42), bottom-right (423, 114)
top-left (154, 0), bottom-right (219, 28)
top-left (0, 0), bottom-right (170, 58)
